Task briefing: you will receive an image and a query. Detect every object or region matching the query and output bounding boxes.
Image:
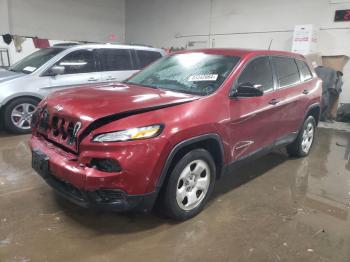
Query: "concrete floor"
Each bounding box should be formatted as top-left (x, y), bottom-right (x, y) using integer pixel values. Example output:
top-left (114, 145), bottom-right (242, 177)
top-left (0, 128), bottom-right (349, 262)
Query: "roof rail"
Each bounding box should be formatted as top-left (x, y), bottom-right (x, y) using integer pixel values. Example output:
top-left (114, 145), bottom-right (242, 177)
top-left (125, 43), bottom-right (154, 48)
top-left (52, 42), bottom-right (80, 47)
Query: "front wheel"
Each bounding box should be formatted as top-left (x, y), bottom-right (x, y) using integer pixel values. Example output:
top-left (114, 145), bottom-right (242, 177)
top-left (161, 148), bottom-right (216, 220)
top-left (287, 116), bottom-right (316, 157)
top-left (3, 97), bottom-right (39, 134)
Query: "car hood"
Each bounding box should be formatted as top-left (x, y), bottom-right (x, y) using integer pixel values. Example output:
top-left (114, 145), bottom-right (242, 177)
top-left (45, 82), bottom-right (199, 127)
top-left (0, 68), bottom-right (24, 83)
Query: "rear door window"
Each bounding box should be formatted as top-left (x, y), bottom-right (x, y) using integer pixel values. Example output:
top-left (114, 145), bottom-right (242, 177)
top-left (135, 50), bottom-right (162, 69)
top-left (237, 56), bottom-right (274, 92)
top-left (100, 49), bottom-right (133, 71)
top-left (57, 49), bottom-right (96, 74)
top-left (296, 59), bottom-right (313, 82)
top-left (272, 56), bottom-right (300, 88)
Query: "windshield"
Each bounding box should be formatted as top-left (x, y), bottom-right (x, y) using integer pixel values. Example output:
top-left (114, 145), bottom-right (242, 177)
top-left (9, 48), bottom-right (63, 74)
top-left (125, 53), bottom-right (240, 96)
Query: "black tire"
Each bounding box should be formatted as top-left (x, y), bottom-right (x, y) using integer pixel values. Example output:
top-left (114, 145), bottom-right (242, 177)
top-left (3, 97), bottom-right (39, 134)
top-left (160, 148), bottom-right (216, 220)
top-left (287, 116), bottom-right (316, 157)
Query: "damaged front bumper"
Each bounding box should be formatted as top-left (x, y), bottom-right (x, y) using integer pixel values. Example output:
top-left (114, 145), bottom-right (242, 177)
top-left (41, 172), bottom-right (157, 212)
top-left (29, 135), bottom-right (159, 212)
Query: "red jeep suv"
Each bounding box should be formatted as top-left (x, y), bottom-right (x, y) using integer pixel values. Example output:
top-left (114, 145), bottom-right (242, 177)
top-left (30, 49), bottom-right (322, 220)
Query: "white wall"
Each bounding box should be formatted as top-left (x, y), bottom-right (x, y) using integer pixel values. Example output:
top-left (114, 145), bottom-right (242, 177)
top-left (0, 0), bottom-right (10, 34)
top-left (126, 0), bottom-right (350, 103)
top-left (0, 0), bottom-right (125, 66)
top-left (1, 0), bottom-right (125, 43)
top-left (126, 0), bottom-right (211, 48)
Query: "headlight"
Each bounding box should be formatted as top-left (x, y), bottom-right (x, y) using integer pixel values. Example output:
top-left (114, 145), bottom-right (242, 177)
top-left (92, 124), bottom-right (163, 142)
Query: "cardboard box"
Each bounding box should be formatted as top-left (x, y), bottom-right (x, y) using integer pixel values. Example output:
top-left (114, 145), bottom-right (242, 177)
top-left (304, 53), bottom-right (323, 68)
top-left (292, 24), bottom-right (319, 55)
top-left (322, 55), bottom-right (349, 72)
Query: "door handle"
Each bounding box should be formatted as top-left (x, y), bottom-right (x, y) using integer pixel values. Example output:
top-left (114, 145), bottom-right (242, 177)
top-left (269, 98), bottom-right (280, 105)
top-left (88, 77), bottom-right (98, 82)
top-left (302, 89), bottom-right (310, 95)
top-left (106, 76), bottom-right (116, 81)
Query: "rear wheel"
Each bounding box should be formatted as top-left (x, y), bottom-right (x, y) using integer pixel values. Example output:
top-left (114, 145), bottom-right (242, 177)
top-left (287, 116), bottom-right (316, 157)
top-left (3, 97), bottom-right (39, 134)
top-left (161, 148), bottom-right (216, 220)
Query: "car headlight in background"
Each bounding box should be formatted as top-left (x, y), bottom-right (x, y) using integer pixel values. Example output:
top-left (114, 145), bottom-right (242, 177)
top-left (92, 124), bottom-right (163, 142)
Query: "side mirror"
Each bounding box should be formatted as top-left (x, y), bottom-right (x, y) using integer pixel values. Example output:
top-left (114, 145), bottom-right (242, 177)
top-left (231, 82), bottom-right (264, 97)
top-left (46, 65), bottom-right (65, 76)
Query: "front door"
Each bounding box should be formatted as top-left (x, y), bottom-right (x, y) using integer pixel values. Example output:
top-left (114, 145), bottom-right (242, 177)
top-left (42, 49), bottom-right (100, 95)
top-left (228, 56), bottom-right (281, 162)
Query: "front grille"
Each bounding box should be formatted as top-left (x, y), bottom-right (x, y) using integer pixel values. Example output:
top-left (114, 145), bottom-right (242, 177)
top-left (50, 116), bottom-right (76, 145)
top-left (37, 109), bottom-right (82, 152)
top-left (38, 109), bottom-right (50, 132)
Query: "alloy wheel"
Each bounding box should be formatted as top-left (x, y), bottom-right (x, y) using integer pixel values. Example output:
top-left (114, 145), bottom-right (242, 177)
top-left (301, 122), bottom-right (314, 153)
top-left (10, 103), bottom-right (36, 130)
top-left (176, 159), bottom-right (211, 211)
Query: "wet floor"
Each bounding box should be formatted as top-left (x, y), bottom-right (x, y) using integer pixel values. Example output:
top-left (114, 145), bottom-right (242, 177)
top-left (0, 128), bottom-right (349, 262)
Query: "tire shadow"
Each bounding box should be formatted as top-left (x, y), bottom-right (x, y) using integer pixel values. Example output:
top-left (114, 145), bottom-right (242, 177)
top-left (210, 150), bottom-right (288, 201)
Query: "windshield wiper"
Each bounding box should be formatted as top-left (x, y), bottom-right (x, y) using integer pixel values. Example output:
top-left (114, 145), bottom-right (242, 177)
top-left (124, 81), bottom-right (160, 90)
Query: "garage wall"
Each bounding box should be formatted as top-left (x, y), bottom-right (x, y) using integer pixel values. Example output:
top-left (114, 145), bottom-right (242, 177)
top-left (125, 0), bottom-right (350, 103)
top-left (125, 0), bottom-right (211, 48)
top-left (0, 0), bottom-right (125, 43)
top-left (0, 0), bottom-right (10, 34)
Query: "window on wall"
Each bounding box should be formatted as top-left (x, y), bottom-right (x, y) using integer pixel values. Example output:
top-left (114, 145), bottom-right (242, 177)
top-left (238, 56), bottom-right (274, 92)
top-left (296, 60), bottom-right (313, 82)
top-left (100, 49), bottom-right (133, 71)
top-left (58, 49), bottom-right (96, 74)
top-left (272, 56), bottom-right (300, 88)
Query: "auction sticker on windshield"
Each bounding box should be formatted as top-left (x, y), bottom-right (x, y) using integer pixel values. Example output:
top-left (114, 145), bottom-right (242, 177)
top-left (188, 74), bottom-right (218, 82)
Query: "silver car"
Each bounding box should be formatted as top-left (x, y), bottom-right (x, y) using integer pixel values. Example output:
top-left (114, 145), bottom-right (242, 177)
top-left (0, 44), bottom-right (165, 133)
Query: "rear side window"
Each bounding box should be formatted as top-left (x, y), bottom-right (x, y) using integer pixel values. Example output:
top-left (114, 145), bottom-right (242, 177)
top-left (57, 49), bottom-right (96, 75)
top-left (135, 50), bottom-right (162, 69)
top-left (238, 56), bottom-right (274, 92)
top-left (100, 49), bottom-right (133, 71)
top-left (296, 60), bottom-right (313, 82)
top-left (272, 57), bottom-right (300, 88)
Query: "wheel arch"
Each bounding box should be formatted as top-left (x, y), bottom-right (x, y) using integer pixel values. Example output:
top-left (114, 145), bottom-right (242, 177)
top-left (2, 94), bottom-right (43, 108)
top-left (156, 133), bottom-right (225, 192)
top-left (0, 94), bottom-right (43, 132)
top-left (305, 103), bottom-right (321, 125)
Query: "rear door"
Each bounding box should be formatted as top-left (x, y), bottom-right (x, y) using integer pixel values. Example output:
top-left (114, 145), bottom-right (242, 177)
top-left (229, 56), bottom-right (280, 161)
top-left (45, 49), bottom-right (100, 92)
top-left (295, 59), bottom-right (315, 122)
top-left (271, 56), bottom-right (308, 137)
top-left (134, 50), bottom-right (163, 69)
top-left (99, 48), bottom-right (138, 82)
